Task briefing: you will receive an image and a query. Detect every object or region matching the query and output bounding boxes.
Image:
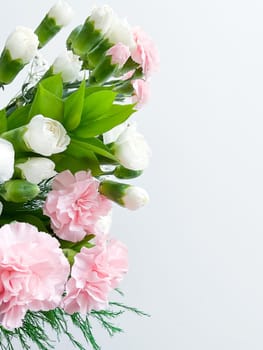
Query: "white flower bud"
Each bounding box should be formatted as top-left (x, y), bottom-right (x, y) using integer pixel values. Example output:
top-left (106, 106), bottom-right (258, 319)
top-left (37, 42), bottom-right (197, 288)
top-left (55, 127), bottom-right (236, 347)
top-left (107, 17), bottom-right (136, 50)
top-left (90, 5), bottom-right (114, 34)
top-left (123, 186), bottom-right (149, 210)
top-left (5, 26), bottom-right (39, 64)
top-left (48, 0), bottom-right (74, 27)
top-left (0, 138), bottom-right (15, 183)
top-left (23, 115), bottom-right (70, 156)
top-left (16, 158), bottom-right (57, 184)
top-left (113, 124), bottom-right (151, 170)
top-left (53, 50), bottom-right (82, 83)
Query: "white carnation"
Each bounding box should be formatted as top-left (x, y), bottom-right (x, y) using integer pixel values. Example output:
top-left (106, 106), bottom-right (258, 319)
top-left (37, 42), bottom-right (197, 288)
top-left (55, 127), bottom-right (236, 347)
top-left (107, 17), bottom-right (135, 49)
top-left (90, 5), bottom-right (114, 34)
top-left (123, 186), bottom-right (149, 210)
top-left (5, 26), bottom-right (39, 63)
top-left (16, 158), bottom-right (57, 184)
top-left (48, 0), bottom-right (74, 27)
top-left (0, 138), bottom-right (15, 183)
top-left (114, 124), bottom-right (151, 170)
top-left (23, 115), bottom-right (70, 156)
top-left (53, 51), bottom-right (82, 83)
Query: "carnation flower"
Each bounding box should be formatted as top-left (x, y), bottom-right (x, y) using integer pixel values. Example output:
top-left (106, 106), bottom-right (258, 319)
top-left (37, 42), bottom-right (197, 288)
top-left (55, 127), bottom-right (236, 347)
top-left (43, 170), bottom-right (112, 242)
top-left (52, 50), bottom-right (82, 83)
top-left (16, 157), bottom-right (57, 184)
top-left (62, 237), bottom-right (128, 314)
top-left (112, 123), bottom-right (151, 171)
top-left (131, 27), bottom-right (159, 77)
top-left (23, 115), bottom-right (70, 156)
top-left (5, 26), bottom-right (39, 64)
top-left (48, 0), bottom-right (74, 27)
top-left (132, 79), bottom-right (150, 109)
top-left (0, 138), bottom-right (15, 183)
top-left (0, 222), bottom-right (70, 330)
top-left (106, 43), bottom-right (130, 68)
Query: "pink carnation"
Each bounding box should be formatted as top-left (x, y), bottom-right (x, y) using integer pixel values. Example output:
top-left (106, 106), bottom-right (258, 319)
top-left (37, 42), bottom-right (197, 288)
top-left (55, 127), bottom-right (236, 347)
top-left (132, 79), bottom-right (150, 108)
top-left (62, 237), bottom-right (128, 314)
top-left (0, 222), bottom-right (70, 330)
top-left (131, 26), bottom-right (159, 77)
top-left (106, 42), bottom-right (131, 67)
top-left (43, 170), bottom-right (112, 242)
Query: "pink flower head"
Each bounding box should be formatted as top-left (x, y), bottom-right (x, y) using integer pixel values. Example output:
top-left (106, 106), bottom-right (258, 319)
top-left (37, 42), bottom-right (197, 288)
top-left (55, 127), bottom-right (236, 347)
top-left (0, 222), bottom-right (70, 330)
top-left (106, 42), bottom-right (131, 68)
top-left (132, 79), bottom-right (150, 109)
top-left (131, 26), bottom-right (159, 77)
top-left (62, 236), bottom-right (128, 314)
top-left (43, 170), bottom-right (112, 242)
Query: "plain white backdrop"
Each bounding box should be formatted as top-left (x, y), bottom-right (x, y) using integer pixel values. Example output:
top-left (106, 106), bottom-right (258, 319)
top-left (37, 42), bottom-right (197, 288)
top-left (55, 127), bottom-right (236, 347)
top-left (2, 0), bottom-right (263, 349)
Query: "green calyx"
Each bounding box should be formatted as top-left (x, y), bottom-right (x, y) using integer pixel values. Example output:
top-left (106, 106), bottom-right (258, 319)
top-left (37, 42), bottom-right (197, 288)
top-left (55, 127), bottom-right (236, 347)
top-left (35, 15), bottom-right (61, 48)
top-left (0, 49), bottom-right (24, 85)
top-left (0, 180), bottom-right (40, 203)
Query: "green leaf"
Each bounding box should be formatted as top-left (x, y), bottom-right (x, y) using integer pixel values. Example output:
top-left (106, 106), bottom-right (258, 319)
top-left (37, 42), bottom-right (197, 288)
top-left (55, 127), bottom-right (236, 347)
top-left (74, 103), bottom-right (135, 138)
top-left (51, 152), bottom-right (102, 176)
top-left (39, 74), bottom-right (63, 97)
top-left (81, 90), bottom-right (117, 121)
top-left (85, 86), bottom-right (112, 97)
top-left (64, 80), bottom-right (85, 131)
top-left (29, 84), bottom-right (64, 121)
top-left (67, 137), bottom-right (117, 161)
top-left (0, 109), bottom-right (7, 133)
top-left (7, 105), bottom-right (31, 129)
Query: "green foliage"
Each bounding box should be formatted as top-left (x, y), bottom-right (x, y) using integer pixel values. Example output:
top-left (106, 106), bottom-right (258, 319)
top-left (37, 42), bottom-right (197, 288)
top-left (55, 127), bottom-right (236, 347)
top-left (74, 103), bottom-right (135, 138)
top-left (0, 109), bottom-right (7, 133)
top-left (39, 74), bottom-right (63, 98)
top-left (6, 105), bottom-right (30, 130)
top-left (29, 83), bottom-right (64, 122)
top-left (64, 80), bottom-right (85, 131)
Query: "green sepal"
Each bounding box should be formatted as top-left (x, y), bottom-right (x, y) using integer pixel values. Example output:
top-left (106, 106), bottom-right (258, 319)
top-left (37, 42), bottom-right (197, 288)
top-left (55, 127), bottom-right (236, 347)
top-left (0, 49), bottom-right (24, 85)
top-left (114, 166), bottom-right (143, 179)
top-left (89, 55), bottom-right (117, 84)
top-left (64, 80), bottom-right (85, 131)
top-left (0, 180), bottom-right (40, 203)
top-left (29, 83), bottom-right (64, 122)
top-left (99, 180), bottom-right (129, 206)
top-left (68, 19), bottom-right (104, 57)
top-left (35, 15), bottom-right (61, 48)
top-left (86, 37), bottom-right (111, 68)
top-left (0, 109), bottom-right (7, 133)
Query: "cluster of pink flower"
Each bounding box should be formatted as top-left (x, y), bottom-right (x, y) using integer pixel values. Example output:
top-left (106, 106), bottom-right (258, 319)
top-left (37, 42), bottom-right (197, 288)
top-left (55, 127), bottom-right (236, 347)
top-left (0, 171), bottom-right (128, 330)
top-left (107, 26), bottom-right (159, 108)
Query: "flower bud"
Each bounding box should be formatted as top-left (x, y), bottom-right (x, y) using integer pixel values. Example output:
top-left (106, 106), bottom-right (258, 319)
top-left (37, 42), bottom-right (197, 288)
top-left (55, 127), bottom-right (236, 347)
top-left (114, 165), bottom-right (143, 179)
top-left (48, 0), bottom-right (74, 27)
top-left (23, 115), bottom-right (70, 156)
top-left (35, 1), bottom-right (74, 48)
top-left (0, 180), bottom-right (40, 203)
top-left (99, 180), bottom-right (149, 210)
top-left (16, 157), bottom-right (56, 184)
top-left (0, 27), bottom-right (39, 84)
top-left (112, 124), bottom-right (151, 171)
top-left (52, 50), bottom-right (82, 83)
top-left (0, 138), bottom-right (14, 183)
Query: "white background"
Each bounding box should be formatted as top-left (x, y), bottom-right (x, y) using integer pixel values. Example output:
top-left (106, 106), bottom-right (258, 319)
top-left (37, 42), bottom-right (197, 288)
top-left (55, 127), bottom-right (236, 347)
top-left (2, 0), bottom-right (263, 349)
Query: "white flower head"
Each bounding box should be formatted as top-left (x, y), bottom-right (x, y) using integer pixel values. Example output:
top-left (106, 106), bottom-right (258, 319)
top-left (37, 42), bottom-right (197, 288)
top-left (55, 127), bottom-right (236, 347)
top-left (5, 26), bottom-right (39, 64)
top-left (0, 138), bottom-right (15, 183)
top-left (90, 5), bottom-right (114, 34)
top-left (107, 17), bottom-right (136, 50)
top-left (23, 115), bottom-right (70, 156)
top-left (48, 0), bottom-right (74, 27)
top-left (53, 50), bottom-right (82, 83)
top-left (123, 186), bottom-right (149, 210)
top-left (16, 158), bottom-right (57, 184)
top-left (114, 123), bottom-right (151, 170)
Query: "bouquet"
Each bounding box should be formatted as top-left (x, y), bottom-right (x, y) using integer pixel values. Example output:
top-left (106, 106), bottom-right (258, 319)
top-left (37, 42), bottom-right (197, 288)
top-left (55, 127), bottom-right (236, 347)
top-left (0, 1), bottom-right (159, 349)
